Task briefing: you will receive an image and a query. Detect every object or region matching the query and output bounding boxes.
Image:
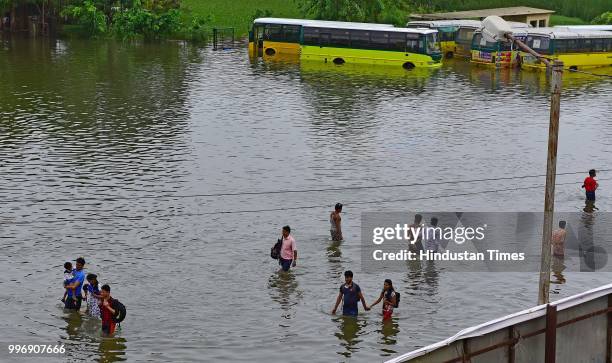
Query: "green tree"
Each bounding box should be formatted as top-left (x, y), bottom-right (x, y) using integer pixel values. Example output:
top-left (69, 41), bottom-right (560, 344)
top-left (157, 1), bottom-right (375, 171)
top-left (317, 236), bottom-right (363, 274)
top-left (296, 0), bottom-right (406, 25)
top-left (592, 12), bottom-right (612, 25)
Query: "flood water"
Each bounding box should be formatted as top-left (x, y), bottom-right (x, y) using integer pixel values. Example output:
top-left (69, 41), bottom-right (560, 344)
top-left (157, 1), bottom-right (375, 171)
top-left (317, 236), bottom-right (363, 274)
top-left (1, 37), bottom-right (612, 362)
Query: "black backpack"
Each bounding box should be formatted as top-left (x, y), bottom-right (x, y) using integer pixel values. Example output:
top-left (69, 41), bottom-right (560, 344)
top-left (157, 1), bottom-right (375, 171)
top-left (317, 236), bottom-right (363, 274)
top-left (386, 290), bottom-right (400, 308)
top-left (111, 299), bottom-right (127, 323)
top-left (270, 238), bottom-right (282, 259)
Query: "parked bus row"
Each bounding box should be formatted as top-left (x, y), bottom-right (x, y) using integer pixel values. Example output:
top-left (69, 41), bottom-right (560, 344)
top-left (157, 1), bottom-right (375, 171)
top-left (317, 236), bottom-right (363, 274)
top-left (249, 18), bottom-right (612, 71)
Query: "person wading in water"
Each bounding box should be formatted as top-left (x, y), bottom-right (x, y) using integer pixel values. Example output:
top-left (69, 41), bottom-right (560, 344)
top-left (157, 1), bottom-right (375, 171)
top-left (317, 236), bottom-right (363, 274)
top-left (330, 203), bottom-right (343, 241)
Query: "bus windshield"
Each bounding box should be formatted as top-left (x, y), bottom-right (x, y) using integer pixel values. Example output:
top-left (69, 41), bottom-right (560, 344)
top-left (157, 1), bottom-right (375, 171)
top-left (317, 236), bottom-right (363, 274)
top-left (426, 33), bottom-right (441, 54)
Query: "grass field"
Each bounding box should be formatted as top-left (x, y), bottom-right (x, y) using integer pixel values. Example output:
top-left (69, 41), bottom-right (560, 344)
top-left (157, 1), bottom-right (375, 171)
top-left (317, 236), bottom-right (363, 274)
top-left (181, 0), bottom-right (300, 36)
top-left (549, 15), bottom-right (588, 26)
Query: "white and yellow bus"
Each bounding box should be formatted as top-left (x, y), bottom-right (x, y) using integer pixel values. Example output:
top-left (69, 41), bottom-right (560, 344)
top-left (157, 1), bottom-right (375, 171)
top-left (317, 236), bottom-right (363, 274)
top-left (300, 23), bottom-right (442, 69)
top-left (249, 18), bottom-right (394, 60)
top-left (520, 28), bottom-right (612, 70)
top-left (249, 18), bottom-right (443, 69)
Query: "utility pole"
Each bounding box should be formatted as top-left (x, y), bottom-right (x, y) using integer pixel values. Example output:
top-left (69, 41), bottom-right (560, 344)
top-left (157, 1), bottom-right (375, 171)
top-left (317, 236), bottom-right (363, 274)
top-left (537, 60), bottom-right (563, 305)
top-left (481, 16), bottom-right (564, 304)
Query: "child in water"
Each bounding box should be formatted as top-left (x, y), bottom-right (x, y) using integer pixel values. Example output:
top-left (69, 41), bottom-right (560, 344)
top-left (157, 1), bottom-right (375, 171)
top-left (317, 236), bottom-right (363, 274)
top-left (83, 274), bottom-right (101, 318)
top-left (369, 279), bottom-right (397, 320)
top-left (61, 262), bottom-right (74, 303)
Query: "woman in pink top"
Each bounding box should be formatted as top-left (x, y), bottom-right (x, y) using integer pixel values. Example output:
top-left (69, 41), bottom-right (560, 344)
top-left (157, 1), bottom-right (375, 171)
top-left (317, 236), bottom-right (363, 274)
top-left (279, 225), bottom-right (297, 272)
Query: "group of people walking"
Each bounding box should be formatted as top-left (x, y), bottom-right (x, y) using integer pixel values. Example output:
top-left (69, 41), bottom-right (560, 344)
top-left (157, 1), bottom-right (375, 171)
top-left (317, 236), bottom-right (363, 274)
top-left (62, 257), bottom-right (126, 335)
top-left (272, 203), bottom-right (399, 320)
top-left (271, 170), bottom-right (601, 320)
top-left (332, 271), bottom-right (399, 320)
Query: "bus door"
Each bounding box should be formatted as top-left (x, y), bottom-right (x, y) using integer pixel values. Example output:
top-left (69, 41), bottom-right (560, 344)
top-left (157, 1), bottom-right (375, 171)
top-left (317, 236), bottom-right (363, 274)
top-left (253, 24), bottom-right (264, 57)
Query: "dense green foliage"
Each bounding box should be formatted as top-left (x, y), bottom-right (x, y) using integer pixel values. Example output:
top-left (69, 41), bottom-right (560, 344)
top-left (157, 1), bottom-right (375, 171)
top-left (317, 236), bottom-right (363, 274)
top-left (592, 11), bottom-right (612, 24)
top-left (296, 0), bottom-right (409, 26)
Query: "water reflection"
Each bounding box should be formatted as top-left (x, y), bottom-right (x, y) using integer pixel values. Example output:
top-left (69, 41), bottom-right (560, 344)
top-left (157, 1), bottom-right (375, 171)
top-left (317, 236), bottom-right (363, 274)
top-left (334, 316), bottom-right (367, 358)
top-left (378, 318), bottom-right (400, 356)
top-left (267, 272), bottom-right (302, 319)
top-left (326, 239), bottom-right (343, 280)
top-left (404, 260), bottom-right (440, 296)
top-left (62, 310), bottom-right (84, 340)
top-left (98, 336), bottom-right (127, 363)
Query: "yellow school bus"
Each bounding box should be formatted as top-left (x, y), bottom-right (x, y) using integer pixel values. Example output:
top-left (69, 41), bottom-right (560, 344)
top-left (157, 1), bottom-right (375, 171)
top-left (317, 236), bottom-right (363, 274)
top-left (249, 18), bottom-right (394, 61)
top-left (520, 28), bottom-right (612, 70)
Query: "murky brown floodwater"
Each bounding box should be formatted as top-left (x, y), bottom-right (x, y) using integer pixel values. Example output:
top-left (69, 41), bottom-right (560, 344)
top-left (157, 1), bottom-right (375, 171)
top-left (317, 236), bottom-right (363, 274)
top-left (1, 36), bottom-right (611, 362)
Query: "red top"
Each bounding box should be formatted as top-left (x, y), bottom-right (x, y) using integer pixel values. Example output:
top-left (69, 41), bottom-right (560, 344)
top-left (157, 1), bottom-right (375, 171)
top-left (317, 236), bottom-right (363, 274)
top-left (100, 297), bottom-right (115, 324)
top-left (584, 177), bottom-right (597, 192)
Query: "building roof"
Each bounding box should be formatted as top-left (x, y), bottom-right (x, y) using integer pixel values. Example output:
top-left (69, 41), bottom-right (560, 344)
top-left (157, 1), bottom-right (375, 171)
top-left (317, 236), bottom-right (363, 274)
top-left (412, 6), bottom-right (555, 21)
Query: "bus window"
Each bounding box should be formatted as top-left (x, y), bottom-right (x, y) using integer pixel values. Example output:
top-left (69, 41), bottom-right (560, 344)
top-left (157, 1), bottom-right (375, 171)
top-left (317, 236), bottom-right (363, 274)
top-left (457, 28), bottom-right (474, 42)
top-left (370, 31), bottom-right (389, 49)
top-left (426, 33), bottom-right (440, 54)
top-left (438, 27), bottom-right (456, 42)
top-left (350, 30), bottom-right (370, 48)
top-left (264, 24), bottom-right (282, 41)
top-left (329, 29), bottom-right (350, 47)
top-left (527, 36), bottom-right (550, 54)
top-left (592, 38), bottom-right (604, 52)
top-left (303, 27), bottom-right (319, 46)
top-left (283, 25), bottom-right (301, 43)
top-left (389, 32), bottom-right (407, 52)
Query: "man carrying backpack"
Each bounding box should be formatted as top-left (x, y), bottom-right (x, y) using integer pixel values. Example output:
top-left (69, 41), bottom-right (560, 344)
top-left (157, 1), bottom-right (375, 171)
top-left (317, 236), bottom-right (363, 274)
top-left (278, 226), bottom-right (297, 272)
top-left (99, 284), bottom-right (126, 335)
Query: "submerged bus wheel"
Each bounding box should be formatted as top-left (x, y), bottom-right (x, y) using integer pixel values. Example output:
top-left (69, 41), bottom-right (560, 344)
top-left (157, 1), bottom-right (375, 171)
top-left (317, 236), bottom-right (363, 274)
top-left (402, 62), bottom-right (415, 70)
top-left (265, 48), bottom-right (276, 56)
top-left (569, 66), bottom-right (578, 71)
top-left (332, 58), bottom-right (345, 65)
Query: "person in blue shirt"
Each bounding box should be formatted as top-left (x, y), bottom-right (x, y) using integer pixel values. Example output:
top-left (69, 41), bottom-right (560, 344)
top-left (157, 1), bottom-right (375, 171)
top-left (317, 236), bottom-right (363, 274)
top-left (332, 270), bottom-right (369, 316)
top-left (64, 257), bottom-right (86, 310)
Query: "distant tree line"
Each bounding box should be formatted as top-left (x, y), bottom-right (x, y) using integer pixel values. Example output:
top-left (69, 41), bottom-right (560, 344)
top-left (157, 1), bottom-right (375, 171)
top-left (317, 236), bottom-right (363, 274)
top-left (0, 0), bottom-right (209, 39)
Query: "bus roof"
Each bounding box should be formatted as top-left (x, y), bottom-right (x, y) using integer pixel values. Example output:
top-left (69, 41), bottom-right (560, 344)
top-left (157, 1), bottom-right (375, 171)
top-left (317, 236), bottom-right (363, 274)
top-left (554, 25), bottom-right (612, 32)
top-left (407, 19), bottom-right (482, 28)
top-left (253, 18), bottom-right (395, 29)
top-left (525, 27), bottom-right (612, 39)
top-left (303, 23), bottom-right (438, 34)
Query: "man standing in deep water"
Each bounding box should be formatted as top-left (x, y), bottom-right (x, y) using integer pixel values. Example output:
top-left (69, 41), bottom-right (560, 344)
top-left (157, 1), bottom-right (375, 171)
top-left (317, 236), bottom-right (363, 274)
top-left (330, 203), bottom-right (343, 241)
top-left (64, 257), bottom-right (86, 310)
top-left (332, 271), bottom-right (369, 316)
